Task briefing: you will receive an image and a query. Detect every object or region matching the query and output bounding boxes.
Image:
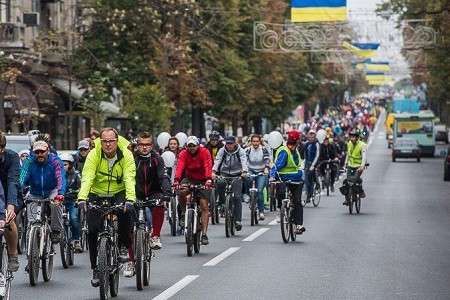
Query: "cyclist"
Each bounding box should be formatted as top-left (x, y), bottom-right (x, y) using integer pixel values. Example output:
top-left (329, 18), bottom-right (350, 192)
top-left (212, 135), bottom-right (248, 231)
top-left (60, 153), bottom-right (82, 253)
top-left (73, 139), bottom-right (91, 174)
top-left (341, 129), bottom-right (367, 204)
top-left (269, 130), bottom-right (305, 234)
top-left (173, 136), bottom-right (212, 245)
top-left (205, 131), bottom-right (223, 164)
top-left (18, 149), bottom-right (29, 166)
top-left (163, 136), bottom-right (181, 181)
top-left (318, 136), bottom-right (339, 192)
top-left (0, 133), bottom-right (20, 272)
top-left (134, 132), bottom-right (171, 253)
top-left (302, 129), bottom-right (320, 203)
top-left (245, 134), bottom-right (270, 220)
top-left (77, 127), bottom-right (136, 287)
top-left (20, 139), bottom-right (66, 240)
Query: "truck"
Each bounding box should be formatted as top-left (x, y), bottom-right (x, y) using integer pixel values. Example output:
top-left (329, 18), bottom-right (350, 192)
top-left (392, 99), bottom-right (420, 114)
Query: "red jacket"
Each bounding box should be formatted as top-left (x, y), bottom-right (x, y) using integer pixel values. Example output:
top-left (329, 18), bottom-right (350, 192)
top-left (174, 146), bottom-right (212, 182)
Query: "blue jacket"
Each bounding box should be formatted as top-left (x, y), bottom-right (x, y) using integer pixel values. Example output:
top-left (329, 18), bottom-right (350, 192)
top-left (270, 147), bottom-right (303, 182)
top-left (0, 148), bottom-right (20, 207)
top-left (0, 181), bottom-right (5, 220)
top-left (20, 152), bottom-right (66, 197)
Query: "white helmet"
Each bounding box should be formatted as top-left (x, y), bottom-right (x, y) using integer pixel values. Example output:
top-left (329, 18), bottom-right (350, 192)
top-left (59, 153), bottom-right (74, 163)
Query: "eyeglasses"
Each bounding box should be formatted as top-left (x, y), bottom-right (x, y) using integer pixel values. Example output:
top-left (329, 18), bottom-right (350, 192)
top-left (79, 148), bottom-right (89, 152)
top-left (34, 150), bottom-right (47, 155)
top-left (101, 139), bottom-right (117, 144)
top-left (187, 144), bottom-right (197, 148)
top-left (138, 143), bottom-right (153, 147)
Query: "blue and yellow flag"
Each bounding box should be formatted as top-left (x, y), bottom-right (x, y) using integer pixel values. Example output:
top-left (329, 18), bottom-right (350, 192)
top-left (291, 0), bottom-right (347, 23)
top-left (353, 60), bottom-right (390, 71)
top-left (343, 42), bottom-right (379, 58)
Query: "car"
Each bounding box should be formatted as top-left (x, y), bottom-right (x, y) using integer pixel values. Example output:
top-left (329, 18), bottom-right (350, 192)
top-left (444, 146), bottom-right (450, 181)
top-left (435, 124), bottom-right (449, 144)
top-left (392, 137), bottom-right (421, 162)
top-left (4, 130), bottom-right (40, 153)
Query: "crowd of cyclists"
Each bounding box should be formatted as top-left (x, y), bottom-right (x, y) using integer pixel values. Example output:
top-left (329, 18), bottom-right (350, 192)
top-left (0, 95), bottom-right (383, 297)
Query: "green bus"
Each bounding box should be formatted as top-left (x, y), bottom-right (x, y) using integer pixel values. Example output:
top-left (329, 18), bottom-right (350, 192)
top-left (393, 112), bottom-right (436, 156)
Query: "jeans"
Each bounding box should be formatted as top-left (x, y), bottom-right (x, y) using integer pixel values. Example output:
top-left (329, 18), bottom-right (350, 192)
top-left (247, 172), bottom-right (268, 213)
top-left (305, 169), bottom-right (317, 198)
top-left (64, 199), bottom-right (80, 240)
top-left (216, 177), bottom-right (243, 222)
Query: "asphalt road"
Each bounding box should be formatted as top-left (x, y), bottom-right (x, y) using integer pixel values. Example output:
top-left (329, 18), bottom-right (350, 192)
top-left (13, 129), bottom-right (450, 300)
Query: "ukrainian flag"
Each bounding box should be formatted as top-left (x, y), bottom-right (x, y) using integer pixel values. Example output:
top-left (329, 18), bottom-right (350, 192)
top-left (291, 0), bottom-right (347, 23)
top-left (353, 60), bottom-right (391, 71)
top-left (343, 41), bottom-right (379, 58)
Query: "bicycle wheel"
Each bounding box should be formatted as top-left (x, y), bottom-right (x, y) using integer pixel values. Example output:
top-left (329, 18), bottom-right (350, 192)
top-left (109, 242), bottom-right (119, 297)
top-left (250, 192), bottom-right (256, 226)
top-left (280, 201), bottom-right (290, 243)
top-left (269, 184), bottom-right (277, 212)
top-left (135, 228), bottom-right (145, 290)
top-left (68, 239), bottom-right (74, 266)
top-left (289, 209), bottom-right (297, 242)
top-left (325, 173), bottom-right (330, 196)
top-left (42, 229), bottom-right (54, 282)
top-left (80, 210), bottom-right (88, 251)
top-left (170, 195), bottom-right (177, 236)
top-left (312, 181), bottom-right (321, 207)
top-left (355, 192), bottom-right (361, 214)
top-left (143, 239), bottom-right (151, 286)
top-left (16, 216), bottom-right (23, 255)
top-left (210, 189), bottom-right (216, 225)
top-left (225, 195), bottom-right (232, 238)
top-left (60, 226), bottom-right (69, 269)
top-left (28, 228), bottom-right (40, 286)
top-left (98, 238), bottom-right (110, 300)
top-left (186, 209), bottom-right (194, 257)
top-left (0, 242), bottom-right (11, 300)
top-left (214, 195), bottom-right (220, 224)
top-left (193, 217), bottom-right (201, 254)
top-left (348, 188), bottom-right (353, 214)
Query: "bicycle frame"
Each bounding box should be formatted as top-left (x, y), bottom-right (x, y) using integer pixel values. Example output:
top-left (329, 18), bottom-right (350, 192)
top-left (26, 198), bottom-right (52, 258)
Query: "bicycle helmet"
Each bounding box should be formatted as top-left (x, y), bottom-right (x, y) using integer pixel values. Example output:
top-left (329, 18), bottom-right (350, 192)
top-left (287, 130), bottom-right (301, 141)
top-left (59, 153), bottom-right (74, 163)
top-left (209, 131), bottom-right (220, 140)
top-left (349, 129), bottom-right (359, 137)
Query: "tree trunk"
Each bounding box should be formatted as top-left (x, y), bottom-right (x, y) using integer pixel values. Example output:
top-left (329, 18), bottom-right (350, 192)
top-left (191, 106), bottom-right (205, 138)
top-left (252, 116), bottom-right (263, 134)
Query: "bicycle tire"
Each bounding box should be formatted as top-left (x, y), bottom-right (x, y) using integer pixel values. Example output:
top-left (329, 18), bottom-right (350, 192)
top-left (269, 184), bottom-right (277, 212)
top-left (225, 195), bottom-right (232, 238)
top-left (186, 209), bottom-right (194, 257)
top-left (325, 173), bottom-right (330, 196)
top-left (80, 211), bottom-right (88, 251)
top-left (193, 215), bottom-right (201, 254)
top-left (210, 189), bottom-right (216, 225)
top-left (355, 192), bottom-right (361, 214)
top-left (313, 181), bottom-right (321, 207)
top-left (98, 238), bottom-right (110, 300)
top-left (214, 196), bottom-right (220, 224)
top-left (109, 241), bottom-right (119, 297)
top-left (170, 195), bottom-right (177, 236)
top-left (60, 228), bottom-right (69, 269)
top-left (68, 240), bottom-right (74, 266)
top-left (0, 242), bottom-right (11, 300)
top-left (28, 229), bottom-right (40, 286)
top-left (348, 187), bottom-right (353, 214)
top-left (250, 192), bottom-right (256, 226)
top-left (135, 228), bottom-right (145, 290)
top-left (42, 230), bottom-right (54, 282)
top-left (280, 201), bottom-right (290, 243)
top-left (143, 241), bottom-right (151, 286)
top-left (16, 215), bottom-right (24, 255)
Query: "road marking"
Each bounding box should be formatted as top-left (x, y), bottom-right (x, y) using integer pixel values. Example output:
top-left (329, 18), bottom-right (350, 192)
top-left (268, 218), bottom-right (278, 225)
top-left (243, 228), bottom-right (270, 242)
top-left (153, 275), bottom-right (199, 300)
top-left (203, 247), bottom-right (240, 266)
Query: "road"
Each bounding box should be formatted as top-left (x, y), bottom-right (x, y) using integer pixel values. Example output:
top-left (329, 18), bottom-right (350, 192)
top-left (13, 130), bottom-right (450, 300)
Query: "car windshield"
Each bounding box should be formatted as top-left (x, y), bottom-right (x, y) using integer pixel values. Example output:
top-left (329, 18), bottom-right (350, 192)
top-left (394, 139), bottom-right (418, 146)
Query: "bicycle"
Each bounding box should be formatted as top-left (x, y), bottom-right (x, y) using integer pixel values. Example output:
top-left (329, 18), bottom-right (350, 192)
top-left (268, 181), bottom-right (277, 212)
top-left (343, 164), bottom-right (369, 214)
top-left (181, 184), bottom-right (205, 257)
top-left (302, 170), bottom-right (322, 207)
top-left (134, 197), bottom-right (163, 290)
top-left (318, 159), bottom-right (337, 196)
top-left (25, 197), bottom-right (55, 286)
top-left (0, 222), bottom-right (12, 300)
top-left (278, 180), bottom-right (304, 243)
top-left (218, 176), bottom-right (241, 238)
top-left (88, 195), bottom-right (123, 300)
top-left (60, 205), bottom-right (74, 269)
top-left (248, 173), bottom-right (265, 226)
top-left (167, 188), bottom-right (178, 236)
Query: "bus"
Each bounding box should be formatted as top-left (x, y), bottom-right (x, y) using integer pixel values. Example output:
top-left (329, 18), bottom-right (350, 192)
top-left (393, 112), bottom-right (435, 156)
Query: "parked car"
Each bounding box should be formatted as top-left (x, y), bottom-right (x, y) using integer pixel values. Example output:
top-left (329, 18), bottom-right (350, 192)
top-left (444, 146), bottom-right (450, 181)
top-left (435, 124), bottom-right (449, 144)
top-left (392, 138), bottom-right (421, 162)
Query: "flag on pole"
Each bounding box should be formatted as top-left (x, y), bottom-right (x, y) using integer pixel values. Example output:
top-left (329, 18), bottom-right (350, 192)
top-left (291, 0), bottom-right (347, 23)
top-left (353, 60), bottom-right (390, 71)
top-left (343, 41), bottom-right (380, 58)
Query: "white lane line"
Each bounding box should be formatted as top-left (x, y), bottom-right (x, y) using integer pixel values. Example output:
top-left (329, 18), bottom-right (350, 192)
top-left (268, 218), bottom-right (278, 225)
top-left (153, 275), bottom-right (199, 300)
top-left (243, 228), bottom-right (270, 242)
top-left (203, 247), bottom-right (240, 267)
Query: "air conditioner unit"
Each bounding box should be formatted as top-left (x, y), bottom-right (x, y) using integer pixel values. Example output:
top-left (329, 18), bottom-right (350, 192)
top-left (23, 13), bottom-right (40, 27)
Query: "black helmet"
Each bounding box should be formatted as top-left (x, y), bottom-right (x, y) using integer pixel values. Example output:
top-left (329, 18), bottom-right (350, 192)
top-left (349, 129), bottom-right (359, 137)
top-left (209, 131), bottom-right (220, 140)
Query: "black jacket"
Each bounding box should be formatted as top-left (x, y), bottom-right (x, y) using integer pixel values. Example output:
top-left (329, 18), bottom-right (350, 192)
top-left (135, 151), bottom-right (171, 199)
top-left (65, 167), bottom-right (81, 199)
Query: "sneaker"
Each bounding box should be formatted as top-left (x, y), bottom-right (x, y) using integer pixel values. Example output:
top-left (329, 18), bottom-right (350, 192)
top-left (51, 230), bottom-right (61, 244)
top-left (295, 225), bottom-right (306, 234)
top-left (360, 190), bottom-right (366, 198)
top-left (150, 237), bottom-right (162, 250)
top-left (91, 269), bottom-right (100, 287)
top-left (276, 212), bottom-right (281, 223)
top-left (201, 234), bottom-right (209, 245)
top-left (74, 241), bottom-right (83, 253)
top-left (118, 247), bottom-right (128, 263)
top-left (179, 214), bottom-right (185, 228)
top-left (259, 213), bottom-right (265, 221)
top-left (8, 255), bottom-right (19, 272)
top-left (235, 221), bottom-right (242, 231)
top-left (123, 261), bottom-right (135, 278)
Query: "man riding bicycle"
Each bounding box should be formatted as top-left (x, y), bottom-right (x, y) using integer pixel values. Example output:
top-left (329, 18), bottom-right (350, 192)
top-left (77, 127), bottom-right (136, 287)
top-left (302, 129), bottom-right (320, 203)
top-left (205, 131), bottom-right (223, 164)
top-left (340, 129), bottom-right (367, 204)
top-left (173, 136), bottom-right (212, 245)
top-left (213, 135), bottom-right (248, 231)
top-left (318, 136), bottom-right (339, 192)
top-left (269, 130), bottom-right (305, 234)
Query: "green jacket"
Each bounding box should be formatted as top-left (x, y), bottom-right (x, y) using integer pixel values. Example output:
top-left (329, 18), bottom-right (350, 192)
top-left (78, 136), bottom-right (136, 201)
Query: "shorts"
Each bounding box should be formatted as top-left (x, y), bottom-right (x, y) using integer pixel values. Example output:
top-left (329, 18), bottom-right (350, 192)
top-left (180, 178), bottom-right (211, 202)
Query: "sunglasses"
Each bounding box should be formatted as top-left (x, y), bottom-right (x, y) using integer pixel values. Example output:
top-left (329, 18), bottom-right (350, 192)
top-left (79, 148), bottom-right (89, 152)
top-left (34, 150), bottom-right (47, 155)
top-left (187, 144), bottom-right (198, 148)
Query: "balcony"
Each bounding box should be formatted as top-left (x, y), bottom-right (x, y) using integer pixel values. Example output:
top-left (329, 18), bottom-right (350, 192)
top-left (0, 23), bottom-right (25, 48)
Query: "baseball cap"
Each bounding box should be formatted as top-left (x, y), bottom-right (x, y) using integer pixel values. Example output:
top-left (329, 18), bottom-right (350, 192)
top-left (78, 139), bottom-right (90, 150)
top-left (33, 141), bottom-right (48, 152)
top-left (186, 136), bottom-right (199, 146)
top-left (308, 129), bottom-right (316, 135)
top-left (225, 135), bottom-right (236, 144)
top-left (287, 130), bottom-right (301, 141)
